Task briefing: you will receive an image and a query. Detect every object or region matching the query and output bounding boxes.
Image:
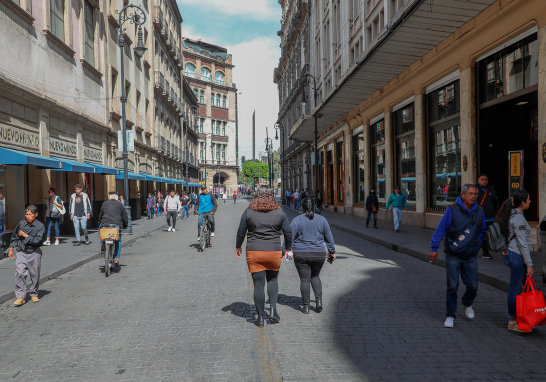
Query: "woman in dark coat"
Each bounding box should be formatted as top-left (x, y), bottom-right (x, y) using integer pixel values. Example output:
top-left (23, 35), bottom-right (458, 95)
top-left (365, 189), bottom-right (379, 228)
top-left (236, 185), bottom-right (293, 327)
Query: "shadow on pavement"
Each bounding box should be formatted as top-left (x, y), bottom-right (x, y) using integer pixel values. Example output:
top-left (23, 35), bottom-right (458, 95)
top-left (221, 302), bottom-right (257, 323)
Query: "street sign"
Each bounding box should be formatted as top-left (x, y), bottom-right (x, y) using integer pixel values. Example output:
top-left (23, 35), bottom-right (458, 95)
top-left (508, 150), bottom-right (523, 196)
top-left (117, 130), bottom-right (135, 152)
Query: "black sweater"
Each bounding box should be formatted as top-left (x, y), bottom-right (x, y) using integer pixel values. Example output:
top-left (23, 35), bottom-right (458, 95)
top-left (236, 208), bottom-right (292, 251)
top-left (476, 185), bottom-right (498, 221)
top-left (98, 200), bottom-right (128, 228)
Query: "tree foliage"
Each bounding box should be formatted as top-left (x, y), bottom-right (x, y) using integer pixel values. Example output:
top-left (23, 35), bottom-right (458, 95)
top-left (239, 160), bottom-right (269, 184)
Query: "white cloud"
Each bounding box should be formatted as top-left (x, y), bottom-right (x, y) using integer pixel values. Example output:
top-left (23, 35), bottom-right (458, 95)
top-left (179, 0), bottom-right (280, 21)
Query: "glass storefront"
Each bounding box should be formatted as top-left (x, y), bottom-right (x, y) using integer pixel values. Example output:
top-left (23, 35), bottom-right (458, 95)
top-left (394, 103), bottom-right (416, 206)
top-left (353, 132), bottom-right (365, 204)
top-left (336, 141), bottom-right (344, 203)
top-left (0, 165), bottom-right (25, 232)
top-left (371, 119), bottom-right (385, 203)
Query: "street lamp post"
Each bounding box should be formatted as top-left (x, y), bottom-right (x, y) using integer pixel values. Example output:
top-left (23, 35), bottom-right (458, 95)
top-left (117, 4), bottom-right (147, 234)
top-left (300, 74), bottom-right (321, 209)
top-left (264, 135), bottom-right (273, 188)
top-left (274, 122), bottom-right (284, 203)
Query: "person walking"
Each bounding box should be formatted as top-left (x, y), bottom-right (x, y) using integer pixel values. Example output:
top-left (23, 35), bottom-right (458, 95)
top-left (180, 193), bottom-right (190, 219)
top-left (146, 193), bottom-right (155, 219)
top-left (293, 189), bottom-right (301, 211)
top-left (119, 195), bottom-right (126, 206)
top-left (233, 191), bottom-right (237, 204)
top-left (443, 184), bottom-right (449, 202)
top-left (365, 189), bottom-right (379, 228)
top-left (496, 190), bottom-right (534, 332)
top-left (316, 191), bottom-right (323, 210)
top-left (285, 189), bottom-right (292, 207)
top-left (429, 184), bottom-right (486, 328)
top-left (69, 184), bottom-right (92, 246)
top-left (476, 174), bottom-right (499, 259)
top-left (98, 193), bottom-right (128, 266)
top-left (8, 205), bottom-right (45, 306)
top-left (284, 198), bottom-right (336, 314)
top-left (156, 192), bottom-right (164, 216)
top-left (44, 188), bottom-right (64, 246)
top-left (164, 190), bottom-right (180, 232)
top-left (386, 186), bottom-right (408, 233)
top-left (236, 185), bottom-right (293, 327)
top-left (223, 192), bottom-right (228, 205)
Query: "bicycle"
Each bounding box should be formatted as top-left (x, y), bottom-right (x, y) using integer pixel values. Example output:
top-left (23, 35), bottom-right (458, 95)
top-left (199, 214), bottom-right (212, 252)
top-left (100, 226), bottom-right (120, 277)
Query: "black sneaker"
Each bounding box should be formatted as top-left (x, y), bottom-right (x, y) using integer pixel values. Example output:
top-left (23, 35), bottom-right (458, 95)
top-left (74, 241), bottom-right (81, 246)
top-left (483, 253), bottom-right (493, 259)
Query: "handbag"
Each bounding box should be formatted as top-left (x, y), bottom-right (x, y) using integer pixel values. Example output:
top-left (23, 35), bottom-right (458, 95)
top-left (56, 196), bottom-right (66, 215)
top-left (516, 277), bottom-right (546, 332)
top-left (372, 204), bottom-right (378, 213)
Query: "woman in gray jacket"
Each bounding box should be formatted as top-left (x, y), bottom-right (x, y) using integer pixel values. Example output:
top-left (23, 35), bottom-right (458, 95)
top-left (496, 189), bottom-right (534, 332)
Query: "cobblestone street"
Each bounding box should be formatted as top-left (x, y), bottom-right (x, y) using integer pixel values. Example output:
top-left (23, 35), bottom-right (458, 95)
top-left (0, 200), bottom-right (544, 382)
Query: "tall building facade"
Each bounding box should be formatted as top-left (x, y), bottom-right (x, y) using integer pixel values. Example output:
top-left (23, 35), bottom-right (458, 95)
top-left (182, 39), bottom-right (239, 195)
top-left (276, 0), bottom-right (546, 239)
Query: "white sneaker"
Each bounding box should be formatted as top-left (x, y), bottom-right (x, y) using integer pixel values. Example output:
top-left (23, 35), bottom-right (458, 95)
top-left (43, 240), bottom-right (50, 246)
top-left (211, 232), bottom-right (215, 237)
top-left (465, 306), bottom-right (475, 319)
top-left (444, 317), bottom-right (454, 328)
top-left (168, 226), bottom-right (172, 232)
top-left (55, 239), bottom-right (59, 246)
top-left (171, 228), bottom-right (176, 232)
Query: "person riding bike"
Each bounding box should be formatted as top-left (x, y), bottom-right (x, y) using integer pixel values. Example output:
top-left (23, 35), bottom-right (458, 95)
top-left (194, 185), bottom-right (217, 240)
top-left (98, 193), bottom-right (128, 266)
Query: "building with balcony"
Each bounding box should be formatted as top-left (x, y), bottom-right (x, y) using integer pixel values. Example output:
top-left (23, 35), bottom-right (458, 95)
top-left (276, 0), bottom-right (546, 234)
top-left (182, 38), bottom-right (239, 195)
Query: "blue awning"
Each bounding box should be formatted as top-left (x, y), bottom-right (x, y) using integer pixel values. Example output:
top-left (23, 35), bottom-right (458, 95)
top-left (115, 171), bottom-right (146, 181)
top-left (189, 182), bottom-right (201, 187)
top-left (51, 157), bottom-right (97, 173)
top-left (0, 147), bottom-right (65, 169)
top-left (145, 175), bottom-right (163, 182)
top-left (86, 163), bottom-right (119, 175)
top-left (402, 177), bottom-right (416, 182)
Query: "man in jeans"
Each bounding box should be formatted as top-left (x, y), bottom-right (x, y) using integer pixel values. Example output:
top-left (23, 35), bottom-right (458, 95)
top-left (294, 189), bottom-right (301, 210)
top-left (164, 190), bottom-right (180, 232)
top-left (180, 193), bottom-right (190, 219)
top-left (285, 189), bottom-right (292, 207)
top-left (69, 184), bottom-right (92, 246)
top-left (430, 184), bottom-right (486, 328)
top-left (386, 186), bottom-right (408, 233)
top-left (146, 193), bottom-right (155, 219)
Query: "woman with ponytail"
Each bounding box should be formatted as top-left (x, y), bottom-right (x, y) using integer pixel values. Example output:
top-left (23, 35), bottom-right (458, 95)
top-left (284, 198), bottom-right (336, 314)
top-left (496, 189), bottom-right (534, 332)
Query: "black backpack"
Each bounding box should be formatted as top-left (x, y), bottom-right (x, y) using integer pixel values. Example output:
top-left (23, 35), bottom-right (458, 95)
top-left (485, 222), bottom-right (514, 252)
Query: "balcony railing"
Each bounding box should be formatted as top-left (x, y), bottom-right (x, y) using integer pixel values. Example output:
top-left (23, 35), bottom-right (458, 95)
top-left (154, 71), bottom-right (165, 91)
top-left (165, 80), bottom-right (170, 98)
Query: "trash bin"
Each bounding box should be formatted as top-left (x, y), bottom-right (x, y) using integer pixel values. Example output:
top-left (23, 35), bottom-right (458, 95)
top-left (540, 218), bottom-right (546, 284)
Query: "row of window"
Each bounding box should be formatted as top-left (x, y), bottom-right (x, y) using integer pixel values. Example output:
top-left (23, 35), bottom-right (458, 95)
top-left (192, 89), bottom-right (228, 108)
top-left (185, 64), bottom-right (225, 85)
top-left (195, 118), bottom-right (227, 135)
top-left (199, 143), bottom-right (227, 160)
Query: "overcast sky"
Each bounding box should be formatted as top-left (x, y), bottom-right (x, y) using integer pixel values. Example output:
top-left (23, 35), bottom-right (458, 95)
top-left (178, 0), bottom-right (282, 162)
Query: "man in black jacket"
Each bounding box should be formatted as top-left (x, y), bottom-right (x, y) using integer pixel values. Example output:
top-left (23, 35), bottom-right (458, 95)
top-left (476, 174), bottom-right (499, 259)
top-left (98, 193), bottom-right (128, 265)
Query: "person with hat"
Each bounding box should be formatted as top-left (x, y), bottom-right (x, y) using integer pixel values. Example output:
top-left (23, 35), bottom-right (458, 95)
top-left (386, 186), bottom-right (408, 233)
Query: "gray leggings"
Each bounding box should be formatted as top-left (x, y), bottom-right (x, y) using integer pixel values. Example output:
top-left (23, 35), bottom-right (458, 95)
top-left (251, 270), bottom-right (279, 316)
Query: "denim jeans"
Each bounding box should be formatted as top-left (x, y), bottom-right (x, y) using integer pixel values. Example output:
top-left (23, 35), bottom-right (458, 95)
top-left (198, 213), bottom-right (215, 237)
top-left (147, 207), bottom-right (154, 218)
top-left (46, 217), bottom-right (60, 239)
top-left (98, 223), bottom-right (121, 259)
top-left (294, 198), bottom-right (301, 210)
top-left (181, 205), bottom-right (189, 218)
top-left (393, 208), bottom-right (402, 230)
top-left (72, 216), bottom-right (88, 241)
top-left (445, 253), bottom-right (478, 318)
top-left (286, 197), bottom-right (291, 207)
top-left (503, 250), bottom-right (526, 319)
top-left (366, 211), bottom-right (377, 226)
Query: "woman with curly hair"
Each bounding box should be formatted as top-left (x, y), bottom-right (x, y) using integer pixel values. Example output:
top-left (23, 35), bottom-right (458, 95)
top-left (236, 185), bottom-right (293, 327)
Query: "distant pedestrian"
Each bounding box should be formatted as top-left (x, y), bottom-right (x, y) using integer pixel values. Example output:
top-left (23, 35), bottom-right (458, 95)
top-left (44, 187), bottom-right (64, 246)
top-left (235, 185), bottom-right (292, 327)
top-left (386, 186), bottom-right (408, 233)
top-left (233, 191), bottom-right (237, 204)
top-left (496, 190), bottom-right (534, 332)
top-left (156, 192), bottom-right (164, 216)
top-left (8, 205), bottom-right (45, 306)
top-left (223, 192), bottom-right (228, 205)
top-left (284, 198), bottom-right (336, 314)
top-left (294, 189), bottom-right (301, 211)
top-left (180, 193), bottom-right (191, 219)
top-left (285, 189), bottom-right (292, 207)
top-left (164, 190), bottom-right (180, 232)
top-left (316, 191), bottom-right (322, 210)
top-left (146, 193), bottom-right (155, 219)
top-left (430, 184), bottom-right (485, 328)
top-left (69, 184), bottom-right (92, 246)
top-left (443, 184), bottom-right (449, 202)
top-left (119, 195), bottom-right (126, 206)
top-left (476, 174), bottom-right (499, 259)
top-left (365, 189), bottom-right (379, 228)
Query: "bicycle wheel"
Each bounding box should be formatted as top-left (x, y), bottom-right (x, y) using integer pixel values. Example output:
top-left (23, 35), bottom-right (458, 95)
top-left (200, 225), bottom-right (207, 251)
top-left (105, 245), bottom-right (111, 277)
top-left (206, 222), bottom-right (211, 247)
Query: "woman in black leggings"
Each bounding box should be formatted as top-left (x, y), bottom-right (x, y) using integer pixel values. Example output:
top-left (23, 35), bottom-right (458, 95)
top-left (285, 198), bottom-right (336, 313)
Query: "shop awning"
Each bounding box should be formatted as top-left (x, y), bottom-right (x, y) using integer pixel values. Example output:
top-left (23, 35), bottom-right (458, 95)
top-left (189, 182), bottom-right (201, 187)
top-left (51, 157), bottom-right (97, 173)
top-left (145, 175), bottom-right (164, 182)
top-left (115, 171), bottom-right (146, 181)
top-left (86, 163), bottom-right (120, 175)
top-left (0, 147), bottom-right (65, 169)
top-left (402, 177), bottom-right (416, 182)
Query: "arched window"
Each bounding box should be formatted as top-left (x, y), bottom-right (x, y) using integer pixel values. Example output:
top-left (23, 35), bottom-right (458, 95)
top-left (185, 63), bottom-right (196, 78)
top-left (199, 90), bottom-right (204, 104)
top-left (215, 71), bottom-right (225, 85)
top-left (222, 95), bottom-right (227, 108)
top-left (216, 94), bottom-right (220, 107)
top-left (201, 67), bottom-right (211, 81)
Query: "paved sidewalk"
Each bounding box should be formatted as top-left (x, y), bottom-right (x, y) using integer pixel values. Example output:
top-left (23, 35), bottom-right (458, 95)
top-left (281, 201), bottom-right (544, 292)
top-left (0, 214), bottom-right (176, 304)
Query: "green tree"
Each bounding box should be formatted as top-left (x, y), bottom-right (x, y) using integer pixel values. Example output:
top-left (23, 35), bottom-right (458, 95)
top-left (239, 160), bottom-right (269, 185)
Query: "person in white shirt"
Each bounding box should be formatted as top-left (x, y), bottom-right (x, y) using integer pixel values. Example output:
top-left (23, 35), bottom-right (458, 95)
top-left (294, 190), bottom-right (301, 211)
top-left (222, 192), bottom-right (228, 205)
top-left (164, 190), bottom-right (181, 232)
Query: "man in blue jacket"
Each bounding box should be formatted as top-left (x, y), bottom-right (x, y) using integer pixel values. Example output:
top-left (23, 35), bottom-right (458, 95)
top-left (194, 186), bottom-right (217, 240)
top-left (386, 186), bottom-right (408, 233)
top-left (429, 184), bottom-right (486, 329)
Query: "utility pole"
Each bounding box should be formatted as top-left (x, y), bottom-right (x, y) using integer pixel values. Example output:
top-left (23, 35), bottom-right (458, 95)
top-left (252, 110), bottom-right (255, 160)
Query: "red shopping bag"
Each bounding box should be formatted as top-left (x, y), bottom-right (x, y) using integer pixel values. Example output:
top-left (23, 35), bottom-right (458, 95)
top-left (516, 277), bottom-right (546, 332)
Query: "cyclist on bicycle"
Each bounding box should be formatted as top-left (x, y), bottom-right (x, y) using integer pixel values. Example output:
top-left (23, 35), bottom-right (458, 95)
top-left (194, 185), bottom-right (217, 240)
top-left (98, 193), bottom-right (128, 265)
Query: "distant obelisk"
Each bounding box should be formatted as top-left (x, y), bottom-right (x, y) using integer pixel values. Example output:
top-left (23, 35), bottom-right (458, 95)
top-left (252, 110), bottom-right (256, 160)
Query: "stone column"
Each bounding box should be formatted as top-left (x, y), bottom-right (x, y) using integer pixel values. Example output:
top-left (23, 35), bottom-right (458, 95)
top-left (384, 111), bottom-right (394, 195)
top-left (363, 124), bottom-right (371, 197)
top-left (538, 26), bottom-right (546, 221)
top-left (344, 126), bottom-right (353, 214)
top-left (414, 94), bottom-right (427, 217)
top-left (460, 66), bottom-right (477, 186)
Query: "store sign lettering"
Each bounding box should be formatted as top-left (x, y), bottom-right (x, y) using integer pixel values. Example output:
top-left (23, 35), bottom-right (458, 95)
top-left (0, 126), bottom-right (39, 149)
top-left (50, 137), bottom-right (77, 156)
top-left (84, 147), bottom-right (103, 162)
